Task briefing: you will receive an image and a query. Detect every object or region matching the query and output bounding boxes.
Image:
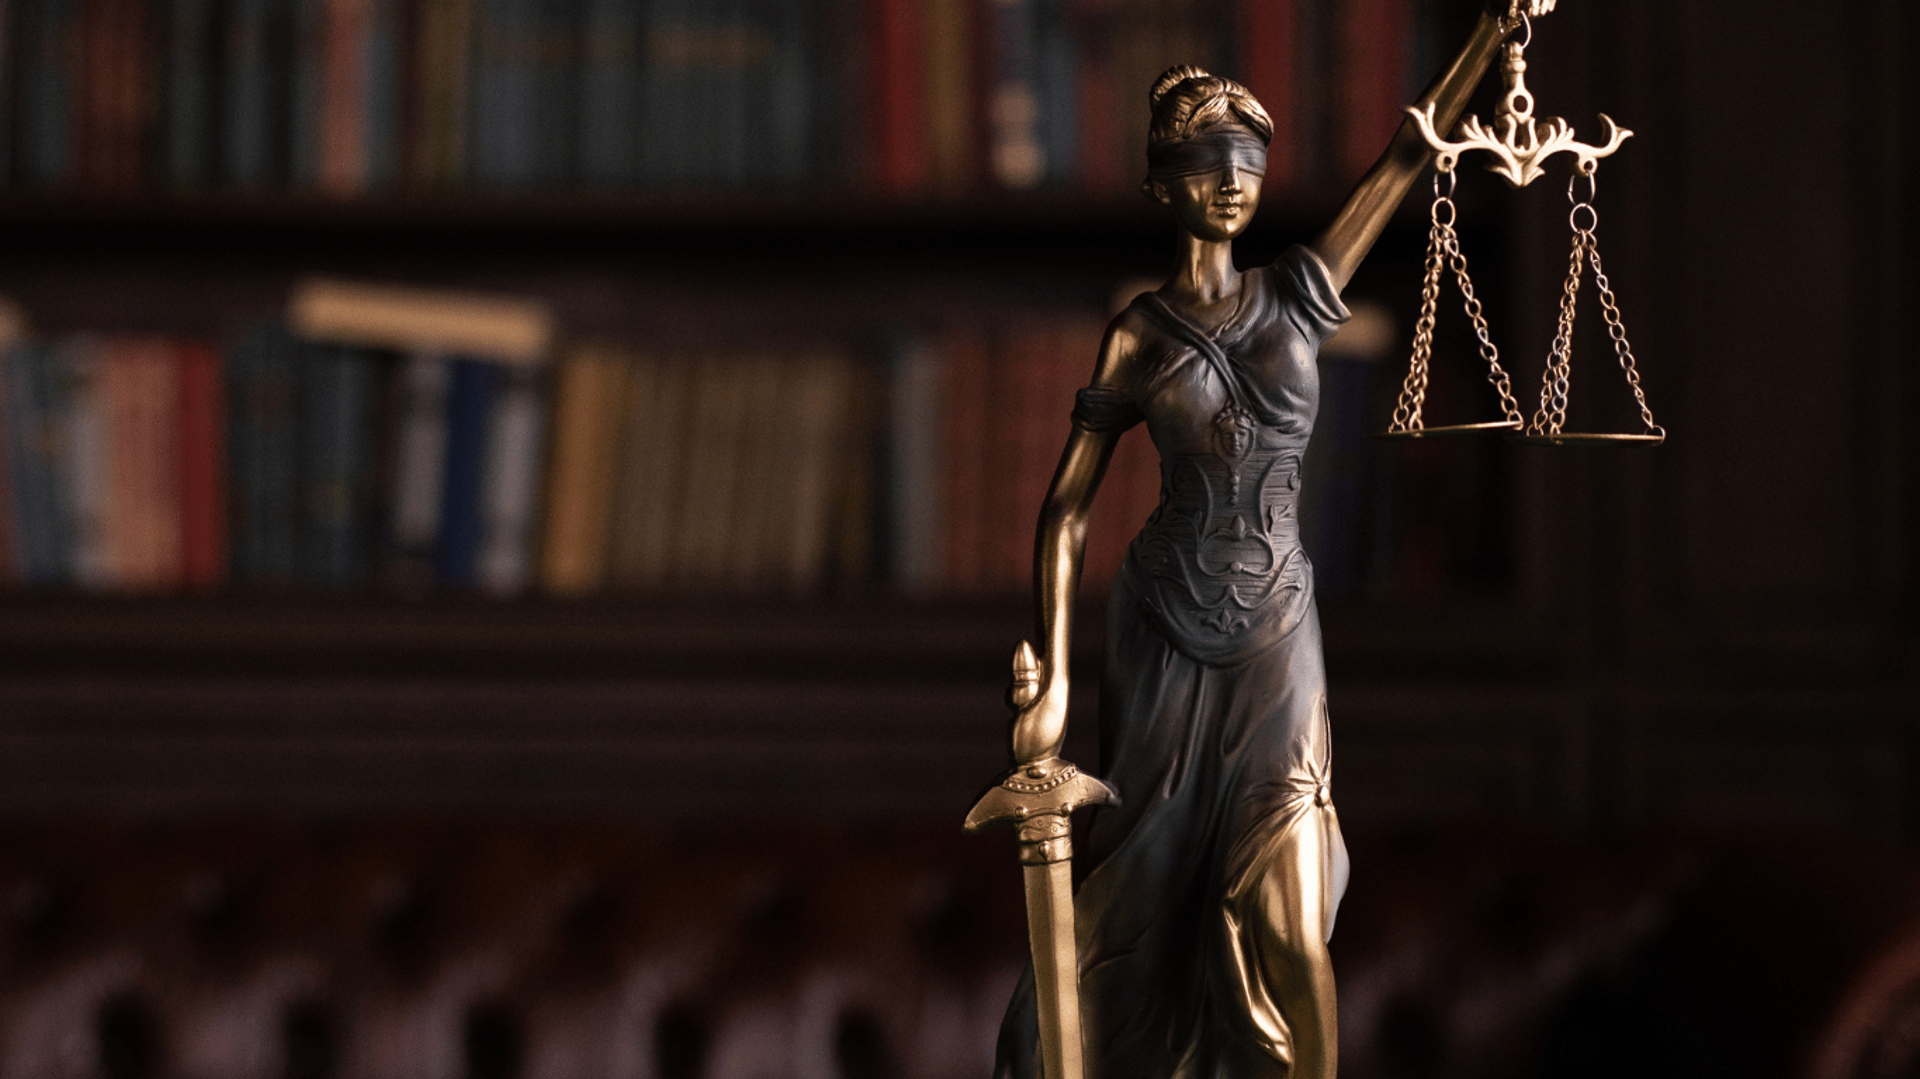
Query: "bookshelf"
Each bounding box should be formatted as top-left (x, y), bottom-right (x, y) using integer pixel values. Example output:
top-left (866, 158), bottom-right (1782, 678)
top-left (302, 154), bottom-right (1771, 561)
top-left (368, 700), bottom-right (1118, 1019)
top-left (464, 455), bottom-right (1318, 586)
top-left (0, 0), bottom-right (1909, 849)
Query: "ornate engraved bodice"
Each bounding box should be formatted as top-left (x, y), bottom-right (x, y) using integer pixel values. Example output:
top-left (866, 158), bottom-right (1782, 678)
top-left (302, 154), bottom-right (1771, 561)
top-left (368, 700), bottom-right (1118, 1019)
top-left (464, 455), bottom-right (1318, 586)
top-left (1104, 250), bottom-right (1351, 666)
top-left (1132, 431), bottom-right (1310, 644)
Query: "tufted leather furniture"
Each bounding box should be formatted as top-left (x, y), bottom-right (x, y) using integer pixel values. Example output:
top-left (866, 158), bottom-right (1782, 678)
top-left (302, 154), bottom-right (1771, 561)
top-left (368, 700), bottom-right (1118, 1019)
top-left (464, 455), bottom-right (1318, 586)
top-left (2, 823), bottom-right (1916, 1079)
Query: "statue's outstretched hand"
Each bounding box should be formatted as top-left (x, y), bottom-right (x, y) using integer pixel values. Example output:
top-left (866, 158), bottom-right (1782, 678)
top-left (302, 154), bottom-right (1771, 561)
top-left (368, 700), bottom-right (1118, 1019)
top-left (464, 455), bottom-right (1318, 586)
top-left (1486, 0), bottom-right (1554, 19)
top-left (1007, 640), bottom-right (1068, 765)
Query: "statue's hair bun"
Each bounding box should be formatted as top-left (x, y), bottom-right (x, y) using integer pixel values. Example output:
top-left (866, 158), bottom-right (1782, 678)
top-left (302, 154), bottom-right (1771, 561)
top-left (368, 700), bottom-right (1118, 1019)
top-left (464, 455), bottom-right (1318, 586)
top-left (1148, 65), bottom-right (1212, 111)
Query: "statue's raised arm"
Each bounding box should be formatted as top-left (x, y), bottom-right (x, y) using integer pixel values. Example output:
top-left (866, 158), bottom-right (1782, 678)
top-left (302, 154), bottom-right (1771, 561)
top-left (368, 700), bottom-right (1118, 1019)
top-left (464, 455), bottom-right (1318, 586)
top-left (1312, 0), bottom-right (1556, 291)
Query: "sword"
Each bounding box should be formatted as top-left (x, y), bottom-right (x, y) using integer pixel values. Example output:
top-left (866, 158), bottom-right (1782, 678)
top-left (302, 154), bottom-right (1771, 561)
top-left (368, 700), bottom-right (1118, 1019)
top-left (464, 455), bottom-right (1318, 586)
top-left (964, 641), bottom-right (1116, 1079)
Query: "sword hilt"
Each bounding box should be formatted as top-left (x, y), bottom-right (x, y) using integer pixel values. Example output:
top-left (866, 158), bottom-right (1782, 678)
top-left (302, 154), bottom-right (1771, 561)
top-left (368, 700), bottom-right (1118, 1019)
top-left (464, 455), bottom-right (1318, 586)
top-left (963, 758), bottom-right (1117, 857)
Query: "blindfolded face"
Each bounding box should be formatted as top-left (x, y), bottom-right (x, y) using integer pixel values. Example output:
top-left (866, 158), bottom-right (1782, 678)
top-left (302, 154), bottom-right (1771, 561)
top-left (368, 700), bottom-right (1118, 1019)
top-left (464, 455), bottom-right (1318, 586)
top-left (1146, 127), bottom-right (1270, 180)
top-left (1147, 127), bottom-right (1268, 241)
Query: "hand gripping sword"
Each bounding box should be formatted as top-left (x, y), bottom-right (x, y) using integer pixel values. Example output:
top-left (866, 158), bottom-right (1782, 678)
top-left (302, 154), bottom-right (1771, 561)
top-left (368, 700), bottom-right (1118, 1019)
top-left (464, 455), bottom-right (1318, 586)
top-left (964, 641), bottom-right (1116, 1079)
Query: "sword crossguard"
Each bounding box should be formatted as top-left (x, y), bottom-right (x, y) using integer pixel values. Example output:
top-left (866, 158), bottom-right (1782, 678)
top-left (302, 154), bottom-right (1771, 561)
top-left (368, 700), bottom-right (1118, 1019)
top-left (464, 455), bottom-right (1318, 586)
top-left (963, 758), bottom-right (1118, 854)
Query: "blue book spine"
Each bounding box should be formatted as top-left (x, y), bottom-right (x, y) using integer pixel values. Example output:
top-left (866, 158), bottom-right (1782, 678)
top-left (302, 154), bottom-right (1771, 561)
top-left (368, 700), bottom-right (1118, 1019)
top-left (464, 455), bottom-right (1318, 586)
top-left (227, 326), bottom-right (302, 584)
top-left (434, 358), bottom-right (497, 586)
top-left (163, 0), bottom-right (219, 187)
top-left (17, 0), bottom-right (73, 186)
top-left (301, 344), bottom-right (377, 589)
top-left (3, 342), bottom-right (74, 583)
top-left (988, 0), bottom-right (1042, 188)
top-left (578, 0), bottom-right (639, 185)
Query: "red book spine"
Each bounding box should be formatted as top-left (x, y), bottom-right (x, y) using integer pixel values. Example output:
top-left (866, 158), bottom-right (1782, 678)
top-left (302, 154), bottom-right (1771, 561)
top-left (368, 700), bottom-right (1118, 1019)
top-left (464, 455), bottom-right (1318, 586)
top-left (942, 329), bottom-right (990, 591)
top-left (178, 341), bottom-right (228, 589)
top-left (1240, 0), bottom-right (1297, 190)
top-left (1072, 0), bottom-right (1123, 192)
top-left (1339, 0), bottom-right (1409, 180)
top-left (322, 0), bottom-right (372, 196)
top-left (870, 0), bottom-right (928, 192)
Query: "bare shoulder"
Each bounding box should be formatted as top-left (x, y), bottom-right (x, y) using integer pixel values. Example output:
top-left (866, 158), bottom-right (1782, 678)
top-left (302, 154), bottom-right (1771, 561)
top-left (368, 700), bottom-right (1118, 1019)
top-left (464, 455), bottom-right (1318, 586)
top-left (1091, 305), bottom-right (1152, 389)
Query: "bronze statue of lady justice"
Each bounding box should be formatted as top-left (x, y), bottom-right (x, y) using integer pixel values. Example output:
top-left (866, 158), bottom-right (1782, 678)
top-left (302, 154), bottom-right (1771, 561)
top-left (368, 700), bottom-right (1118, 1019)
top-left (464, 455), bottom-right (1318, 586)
top-left (965, 3), bottom-right (1568, 1078)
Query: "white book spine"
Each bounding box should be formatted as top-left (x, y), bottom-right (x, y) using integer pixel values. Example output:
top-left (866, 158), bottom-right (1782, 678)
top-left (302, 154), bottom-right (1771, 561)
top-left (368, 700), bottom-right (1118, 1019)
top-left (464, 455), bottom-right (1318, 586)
top-left (475, 366), bottom-right (545, 596)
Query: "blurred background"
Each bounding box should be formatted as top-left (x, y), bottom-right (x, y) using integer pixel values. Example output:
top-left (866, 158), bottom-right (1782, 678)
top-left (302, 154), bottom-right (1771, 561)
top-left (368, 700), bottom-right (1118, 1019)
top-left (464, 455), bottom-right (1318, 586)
top-left (0, 0), bottom-right (1915, 1076)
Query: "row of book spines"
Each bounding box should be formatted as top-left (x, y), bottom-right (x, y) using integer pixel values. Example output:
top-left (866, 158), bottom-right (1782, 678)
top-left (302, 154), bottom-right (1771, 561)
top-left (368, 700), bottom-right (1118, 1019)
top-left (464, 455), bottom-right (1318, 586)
top-left (884, 319), bottom-right (1162, 595)
top-left (3, 0), bottom-right (1427, 197)
top-left (5, 0), bottom-right (836, 195)
top-left (0, 324), bottom-right (1160, 597)
top-left (0, 333), bottom-right (539, 593)
top-left (0, 338), bottom-right (224, 591)
top-left (871, 0), bottom-right (1431, 196)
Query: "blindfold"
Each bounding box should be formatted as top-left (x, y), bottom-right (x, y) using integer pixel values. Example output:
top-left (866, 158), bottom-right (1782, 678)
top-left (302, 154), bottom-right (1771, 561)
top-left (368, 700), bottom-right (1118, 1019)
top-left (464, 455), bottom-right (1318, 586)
top-left (1146, 128), bottom-right (1269, 180)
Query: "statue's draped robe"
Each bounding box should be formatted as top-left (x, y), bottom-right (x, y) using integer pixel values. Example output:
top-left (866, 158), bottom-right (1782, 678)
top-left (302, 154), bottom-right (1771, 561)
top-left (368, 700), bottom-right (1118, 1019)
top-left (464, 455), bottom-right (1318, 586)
top-left (997, 246), bottom-right (1352, 1079)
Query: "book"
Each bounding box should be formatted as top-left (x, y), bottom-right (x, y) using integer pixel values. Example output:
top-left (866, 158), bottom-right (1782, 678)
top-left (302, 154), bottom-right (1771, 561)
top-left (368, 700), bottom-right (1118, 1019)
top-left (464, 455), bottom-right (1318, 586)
top-left (163, 0), bottom-right (221, 187)
top-left (385, 350), bottom-right (451, 589)
top-left (940, 327), bottom-right (990, 590)
top-left (177, 340), bottom-right (227, 589)
top-left (291, 0), bottom-right (327, 186)
top-left (434, 356), bottom-right (498, 586)
top-left (607, 352), bottom-right (688, 591)
top-left (2, 341), bottom-right (74, 584)
top-left (320, 0), bottom-right (371, 194)
top-left (77, 0), bottom-right (150, 193)
top-left (668, 351), bottom-right (752, 587)
top-left (919, 0), bottom-right (972, 190)
top-left (1034, 0), bottom-right (1079, 186)
top-left (302, 343), bottom-right (380, 589)
top-left (223, 0), bottom-right (290, 187)
top-left (759, 0), bottom-right (815, 185)
top-left (880, 332), bottom-right (946, 592)
top-left (63, 339), bottom-right (117, 588)
top-left (578, 0), bottom-right (641, 185)
top-left (410, 0), bottom-right (475, 185)
top-left (779, 352), bottom-right (856, 592)
top-left (723, 351), bottom-right (790, 589)
top-left (539, 343), bottom-right (626, 594)
top-left (105, 339), bottom-right (183, 591)
top-left (474, 361), bottom-right (545, 595)
top-left (227, 325), bottom-right (304, 585)
top-left (529, 0), bottom-right (577, 187)
top-left (868, 0), bottom-right (926, 192)
top-left (289, 278), bottom-right (554, 364)
top-left (17, 0), bottom-right (75, 185)
top-left (468, 0), bottom-right (538, 186)
top-left (1071, 0), bottom-right (1124, 193)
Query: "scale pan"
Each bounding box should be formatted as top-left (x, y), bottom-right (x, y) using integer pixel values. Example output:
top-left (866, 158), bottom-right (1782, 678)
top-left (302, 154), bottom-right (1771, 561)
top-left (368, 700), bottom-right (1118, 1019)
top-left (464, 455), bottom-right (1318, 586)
top-left (1372, 420), bottom-right (1523, 441)
top-left (1510, 432), bottom-right (1665, 447)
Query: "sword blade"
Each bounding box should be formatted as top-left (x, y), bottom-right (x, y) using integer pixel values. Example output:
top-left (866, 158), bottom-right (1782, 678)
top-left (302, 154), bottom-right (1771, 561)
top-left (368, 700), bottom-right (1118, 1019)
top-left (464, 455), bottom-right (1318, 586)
top-left (1024, 855), bottom-right (1085, 1079)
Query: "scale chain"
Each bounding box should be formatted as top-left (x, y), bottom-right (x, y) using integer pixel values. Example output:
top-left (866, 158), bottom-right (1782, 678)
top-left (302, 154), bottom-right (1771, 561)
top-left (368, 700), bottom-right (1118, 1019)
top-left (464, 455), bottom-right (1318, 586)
top-left (1442, 215), bottom-right (1524, 425)
top-left (1389, 207), bottom-right (1447, 432)
top-left (1589, 246), bottom-right (1665, 439)
top-left (1391, 178), bottom-right (1524, 434)
top-left (1528, 193), bottom-right (1663, 439)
